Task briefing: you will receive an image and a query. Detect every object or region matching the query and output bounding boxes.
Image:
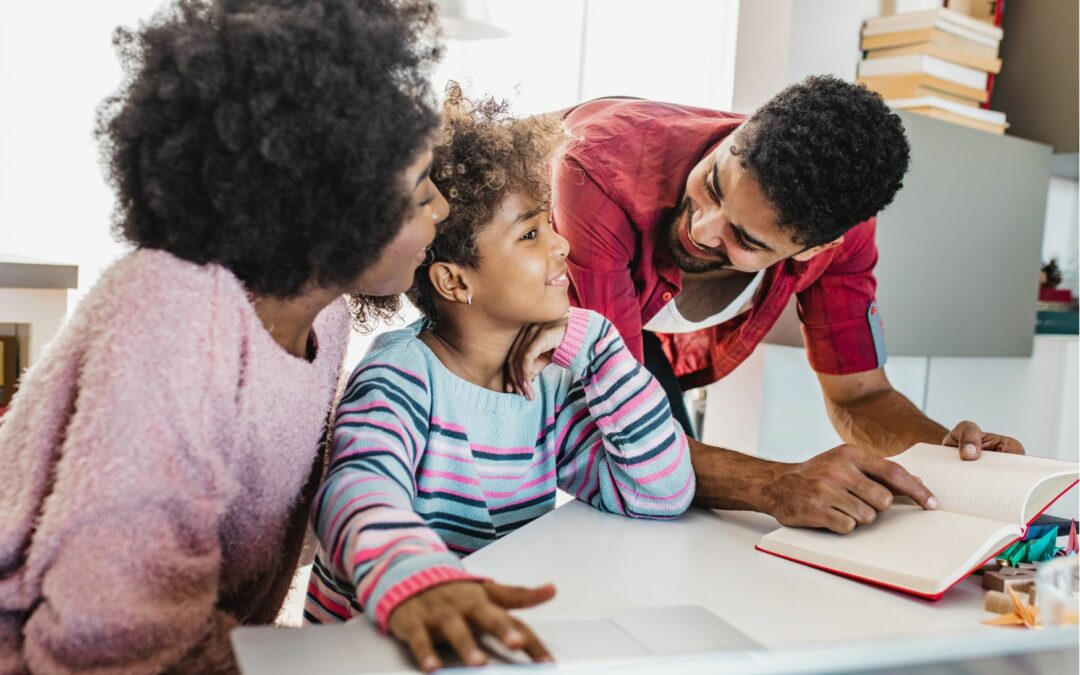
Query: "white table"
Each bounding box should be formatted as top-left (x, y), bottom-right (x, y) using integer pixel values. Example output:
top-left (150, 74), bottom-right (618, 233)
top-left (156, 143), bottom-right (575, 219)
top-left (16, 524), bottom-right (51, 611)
top-left (234, 501), bottom-right (1078, 674)
top-left (460, 501), bottom-right (1078, 672)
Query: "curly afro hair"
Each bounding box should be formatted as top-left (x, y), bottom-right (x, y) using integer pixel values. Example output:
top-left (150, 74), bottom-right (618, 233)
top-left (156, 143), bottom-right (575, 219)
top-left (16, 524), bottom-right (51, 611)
top-left (406, 83), bottom-right (562, 324)
top-left (96, 0), bottom-right (442, 301)
top-left (731, 75), bottom-right (911, 248)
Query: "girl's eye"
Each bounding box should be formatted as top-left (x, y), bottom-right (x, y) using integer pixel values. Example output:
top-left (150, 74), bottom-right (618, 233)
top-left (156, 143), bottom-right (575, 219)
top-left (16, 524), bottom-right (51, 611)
top-left (521, 229), bottom-right (537, 241)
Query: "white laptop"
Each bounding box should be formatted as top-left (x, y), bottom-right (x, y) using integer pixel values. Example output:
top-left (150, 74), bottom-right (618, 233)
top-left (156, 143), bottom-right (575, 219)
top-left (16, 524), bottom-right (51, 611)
top-left (230, 604), bottom-right (763, 674)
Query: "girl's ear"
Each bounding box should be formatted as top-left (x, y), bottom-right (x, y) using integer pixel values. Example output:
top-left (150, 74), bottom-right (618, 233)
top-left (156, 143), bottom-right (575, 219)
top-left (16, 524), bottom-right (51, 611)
top-left (428, 262), bottom-right (473, 306)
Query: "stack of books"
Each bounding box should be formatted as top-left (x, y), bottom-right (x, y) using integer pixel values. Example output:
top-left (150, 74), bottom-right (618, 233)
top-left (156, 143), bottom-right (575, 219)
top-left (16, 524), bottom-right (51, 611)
top-left (857, 7), bottom-right (1007, 134)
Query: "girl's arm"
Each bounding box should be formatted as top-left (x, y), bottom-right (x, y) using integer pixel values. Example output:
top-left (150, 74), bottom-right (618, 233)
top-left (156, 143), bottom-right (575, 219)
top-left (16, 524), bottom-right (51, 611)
top-left (550, 308), bottom-right (695, 518)
top-left (309, 356), bottom-right (481, 631)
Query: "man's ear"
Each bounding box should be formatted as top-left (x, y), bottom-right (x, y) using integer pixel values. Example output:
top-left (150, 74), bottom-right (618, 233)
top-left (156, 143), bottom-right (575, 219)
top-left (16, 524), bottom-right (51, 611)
top-left (792, 235), bottom-right (844, 263)
top-left (428, 262), bottom-right (473, 305)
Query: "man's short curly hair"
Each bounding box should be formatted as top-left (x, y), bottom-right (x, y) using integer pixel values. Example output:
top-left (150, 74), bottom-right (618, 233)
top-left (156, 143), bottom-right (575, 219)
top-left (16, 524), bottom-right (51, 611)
top-left (406, 83), bottom-right (562, 324)
top-left (732, 75), bottom-right (911, 248)
top-left (96, 0), bottom-right (441, 301)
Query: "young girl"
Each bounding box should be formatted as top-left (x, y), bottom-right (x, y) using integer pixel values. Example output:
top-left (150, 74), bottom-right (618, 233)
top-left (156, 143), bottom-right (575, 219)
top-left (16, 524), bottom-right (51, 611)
top-left (305, 86), bottom-right (695, 671)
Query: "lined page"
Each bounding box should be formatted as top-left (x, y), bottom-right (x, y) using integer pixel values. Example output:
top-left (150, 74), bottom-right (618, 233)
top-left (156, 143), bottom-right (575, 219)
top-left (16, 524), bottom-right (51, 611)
top-left (890, 444), bottom-right (1078, 524)
top-left (759, 504), bottom-right (1018, 596)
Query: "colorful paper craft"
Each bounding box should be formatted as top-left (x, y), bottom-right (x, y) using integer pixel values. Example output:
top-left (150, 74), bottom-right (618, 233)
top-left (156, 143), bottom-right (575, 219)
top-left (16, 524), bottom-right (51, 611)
top-left (982, 587), bottom-right (1039, 628)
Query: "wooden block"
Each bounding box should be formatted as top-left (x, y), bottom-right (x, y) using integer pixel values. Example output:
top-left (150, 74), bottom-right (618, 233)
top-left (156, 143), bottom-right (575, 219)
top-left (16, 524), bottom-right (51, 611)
top-left (983, 569), bottom-right (1035, 593)
top-left (985, 590), bottom-right (1023, 614)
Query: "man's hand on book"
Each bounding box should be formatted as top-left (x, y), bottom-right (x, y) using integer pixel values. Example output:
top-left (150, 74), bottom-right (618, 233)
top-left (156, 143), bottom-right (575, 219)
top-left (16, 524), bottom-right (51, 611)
top-left (942, 420), bottom-right (1025, 461)
top-left (764, 444), bottom-right (939, 534)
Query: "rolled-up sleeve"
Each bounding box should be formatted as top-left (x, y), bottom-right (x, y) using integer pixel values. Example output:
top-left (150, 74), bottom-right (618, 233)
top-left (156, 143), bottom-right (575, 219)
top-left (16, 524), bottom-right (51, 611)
top-left (552, 155), bottom-right (647, 361)
top-left (797, 218), bottom-right (886, 375)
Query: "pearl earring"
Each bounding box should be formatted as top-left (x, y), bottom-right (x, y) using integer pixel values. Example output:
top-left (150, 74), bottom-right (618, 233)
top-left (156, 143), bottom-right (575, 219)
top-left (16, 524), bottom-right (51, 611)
top-left (466, 294), bottom-right (472, 306)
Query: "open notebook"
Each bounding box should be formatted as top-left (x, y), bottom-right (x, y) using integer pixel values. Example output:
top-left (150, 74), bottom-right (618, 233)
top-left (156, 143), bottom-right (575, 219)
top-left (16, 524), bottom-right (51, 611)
top-left (756, 444), bottom-right (1078, 600)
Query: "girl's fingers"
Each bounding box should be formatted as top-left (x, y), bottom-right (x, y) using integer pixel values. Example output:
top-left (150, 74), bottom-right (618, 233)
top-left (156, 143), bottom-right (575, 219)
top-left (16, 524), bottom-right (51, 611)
top-left (469, 604), bottom-right (523, 650)
top-left (510, 616), bottom-right (554, 663)
top-left (436, 613), bottom-right (486, 667)
top-left (483, 581), bottom-right (557, 609)
top-left (391, 615), bottom-right (441, 673)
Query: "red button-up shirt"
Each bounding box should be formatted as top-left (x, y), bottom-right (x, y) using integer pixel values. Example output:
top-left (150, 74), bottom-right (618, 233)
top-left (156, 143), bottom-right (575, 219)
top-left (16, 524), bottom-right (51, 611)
top-left (552, 98), bottom-right (886, 389)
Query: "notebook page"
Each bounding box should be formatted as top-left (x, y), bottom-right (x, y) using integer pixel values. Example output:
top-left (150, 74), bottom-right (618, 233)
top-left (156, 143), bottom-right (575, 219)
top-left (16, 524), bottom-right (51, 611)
top-left (759, 504), bottom-right (1019, 596)
top-left (890, 444), bottom-right (1078, 524)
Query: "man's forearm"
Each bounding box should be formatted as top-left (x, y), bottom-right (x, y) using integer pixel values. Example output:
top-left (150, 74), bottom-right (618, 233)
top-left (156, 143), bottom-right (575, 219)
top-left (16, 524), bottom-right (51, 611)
top-left (825, 388), bottom-right (947, 457)
top-left (688, 439), bottom-right (783, 511)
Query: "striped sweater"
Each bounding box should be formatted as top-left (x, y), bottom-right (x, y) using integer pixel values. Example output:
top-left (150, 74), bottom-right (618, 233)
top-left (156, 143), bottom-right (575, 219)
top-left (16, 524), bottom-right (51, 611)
top-left (305, 308), bottom-right (694, 629)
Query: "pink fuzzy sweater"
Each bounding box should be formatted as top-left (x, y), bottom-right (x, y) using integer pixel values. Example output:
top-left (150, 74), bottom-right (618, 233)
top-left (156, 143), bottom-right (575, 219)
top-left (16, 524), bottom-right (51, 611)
top-left (0, 250), bottom-right (349, 674)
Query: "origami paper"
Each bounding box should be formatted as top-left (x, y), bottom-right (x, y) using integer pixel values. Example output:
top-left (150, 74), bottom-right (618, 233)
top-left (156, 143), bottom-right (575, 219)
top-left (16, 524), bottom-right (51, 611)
top-left (982, 587), bottom-right (1039, 628)
top-left (1027, 529), bottom-right (1059, 562)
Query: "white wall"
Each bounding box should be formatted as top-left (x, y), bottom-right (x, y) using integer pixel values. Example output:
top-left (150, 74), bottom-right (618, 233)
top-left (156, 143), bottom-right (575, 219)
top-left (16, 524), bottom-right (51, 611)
top-left (1, 0), bottom-right (742, 370)
top-left (0, 1), bottom-right (155, 306)
top-left (731, 0), bottom-right (882, 112)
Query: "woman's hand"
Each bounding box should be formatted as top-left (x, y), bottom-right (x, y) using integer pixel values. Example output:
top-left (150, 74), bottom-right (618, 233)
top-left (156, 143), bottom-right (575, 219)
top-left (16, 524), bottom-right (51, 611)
top-left (386, 580), bottom-right (556, 672)
top-left (504, 316), bottom-right (569, 400)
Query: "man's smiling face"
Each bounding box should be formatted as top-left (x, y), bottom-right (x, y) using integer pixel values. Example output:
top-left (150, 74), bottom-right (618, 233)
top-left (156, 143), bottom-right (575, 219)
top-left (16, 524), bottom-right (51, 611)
top-left (665, 130), bottom-right (832, 275)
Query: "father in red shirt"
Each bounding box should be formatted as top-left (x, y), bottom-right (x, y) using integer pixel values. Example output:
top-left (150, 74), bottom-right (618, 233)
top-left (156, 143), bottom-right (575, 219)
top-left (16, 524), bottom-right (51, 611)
top-left (550, 76), bottom-right (1023, 534)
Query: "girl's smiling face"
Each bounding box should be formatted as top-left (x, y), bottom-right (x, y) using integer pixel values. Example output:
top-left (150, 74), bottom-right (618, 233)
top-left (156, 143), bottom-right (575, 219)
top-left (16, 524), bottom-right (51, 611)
top-left (468, 192), bottom-right (570, 327)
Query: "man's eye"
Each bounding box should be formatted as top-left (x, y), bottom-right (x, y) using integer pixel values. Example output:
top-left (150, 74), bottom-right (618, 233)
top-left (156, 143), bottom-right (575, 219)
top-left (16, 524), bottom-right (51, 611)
top-left (734, 231), bottom-right (757, 252)
top-left (703, 174), bottom-right (719, 203)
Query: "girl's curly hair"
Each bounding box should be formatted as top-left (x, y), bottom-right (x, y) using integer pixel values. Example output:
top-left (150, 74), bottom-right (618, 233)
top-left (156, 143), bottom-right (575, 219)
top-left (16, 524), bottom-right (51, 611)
top-left (405, 83), bottom-right (563, 324)
top-left (96, 0), bottom-right (442, 311)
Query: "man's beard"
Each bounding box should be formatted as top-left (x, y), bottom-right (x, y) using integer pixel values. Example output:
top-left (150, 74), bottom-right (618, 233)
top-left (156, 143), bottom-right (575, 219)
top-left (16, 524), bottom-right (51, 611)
top-left (663, 197), bottom-right (731, 274)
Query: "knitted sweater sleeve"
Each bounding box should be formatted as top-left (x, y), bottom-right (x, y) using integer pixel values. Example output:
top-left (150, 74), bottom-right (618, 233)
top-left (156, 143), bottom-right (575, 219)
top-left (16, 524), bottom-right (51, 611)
top-left (13, 267), bottom-right (247, 674)
top-left (552, 308), bottom-right (695, 518)
top-left (310, 349), bottom-right (480, 632)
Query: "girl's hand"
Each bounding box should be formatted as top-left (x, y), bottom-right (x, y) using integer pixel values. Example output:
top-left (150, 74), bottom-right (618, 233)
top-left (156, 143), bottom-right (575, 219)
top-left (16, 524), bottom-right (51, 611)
top-left (386, 580), bottom-right (556, 672)
top-left (504, 316), bottom-right (569, 400)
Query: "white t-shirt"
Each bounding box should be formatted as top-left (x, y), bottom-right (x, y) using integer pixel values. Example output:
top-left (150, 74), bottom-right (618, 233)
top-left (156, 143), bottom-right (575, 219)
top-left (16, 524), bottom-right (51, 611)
top-left (643, 270), bottom-right (765, 334)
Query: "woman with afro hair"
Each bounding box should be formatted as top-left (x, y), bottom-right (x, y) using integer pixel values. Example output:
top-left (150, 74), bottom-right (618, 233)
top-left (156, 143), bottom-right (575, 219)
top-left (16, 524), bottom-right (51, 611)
top-left (0, 1), bottom-right (450, 672)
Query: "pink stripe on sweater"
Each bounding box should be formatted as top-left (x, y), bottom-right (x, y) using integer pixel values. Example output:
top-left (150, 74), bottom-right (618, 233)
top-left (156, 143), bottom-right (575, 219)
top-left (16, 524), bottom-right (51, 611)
top-left (326, 491), bottom-right (395, 538)
top-left (308, 582), bottom-right (351, 618)
top-left (353, 532), bottom-right (443, 567)
top-left (633, 442), bottom-right (690, 484)
top-left (554, 406), bottom-right (591, 453)
top-left (420, 468), bottom-right (481, 486)
top-left (358, 546), bottom-right (427, 605)
top-left (352, 361), bottom-right (427, 387)
top-left (429, 416), bottom-right (467, 434)
top-left (593, 376), bottom-right (661, 424)
top-left (374, 566), bottom-right (482, 631)
top-left (423, 448), bottom-right (474, 465)
top-left (614, 469), bottom-right (694, 503)
top-left (483, 469), bottom-right (557, 499)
